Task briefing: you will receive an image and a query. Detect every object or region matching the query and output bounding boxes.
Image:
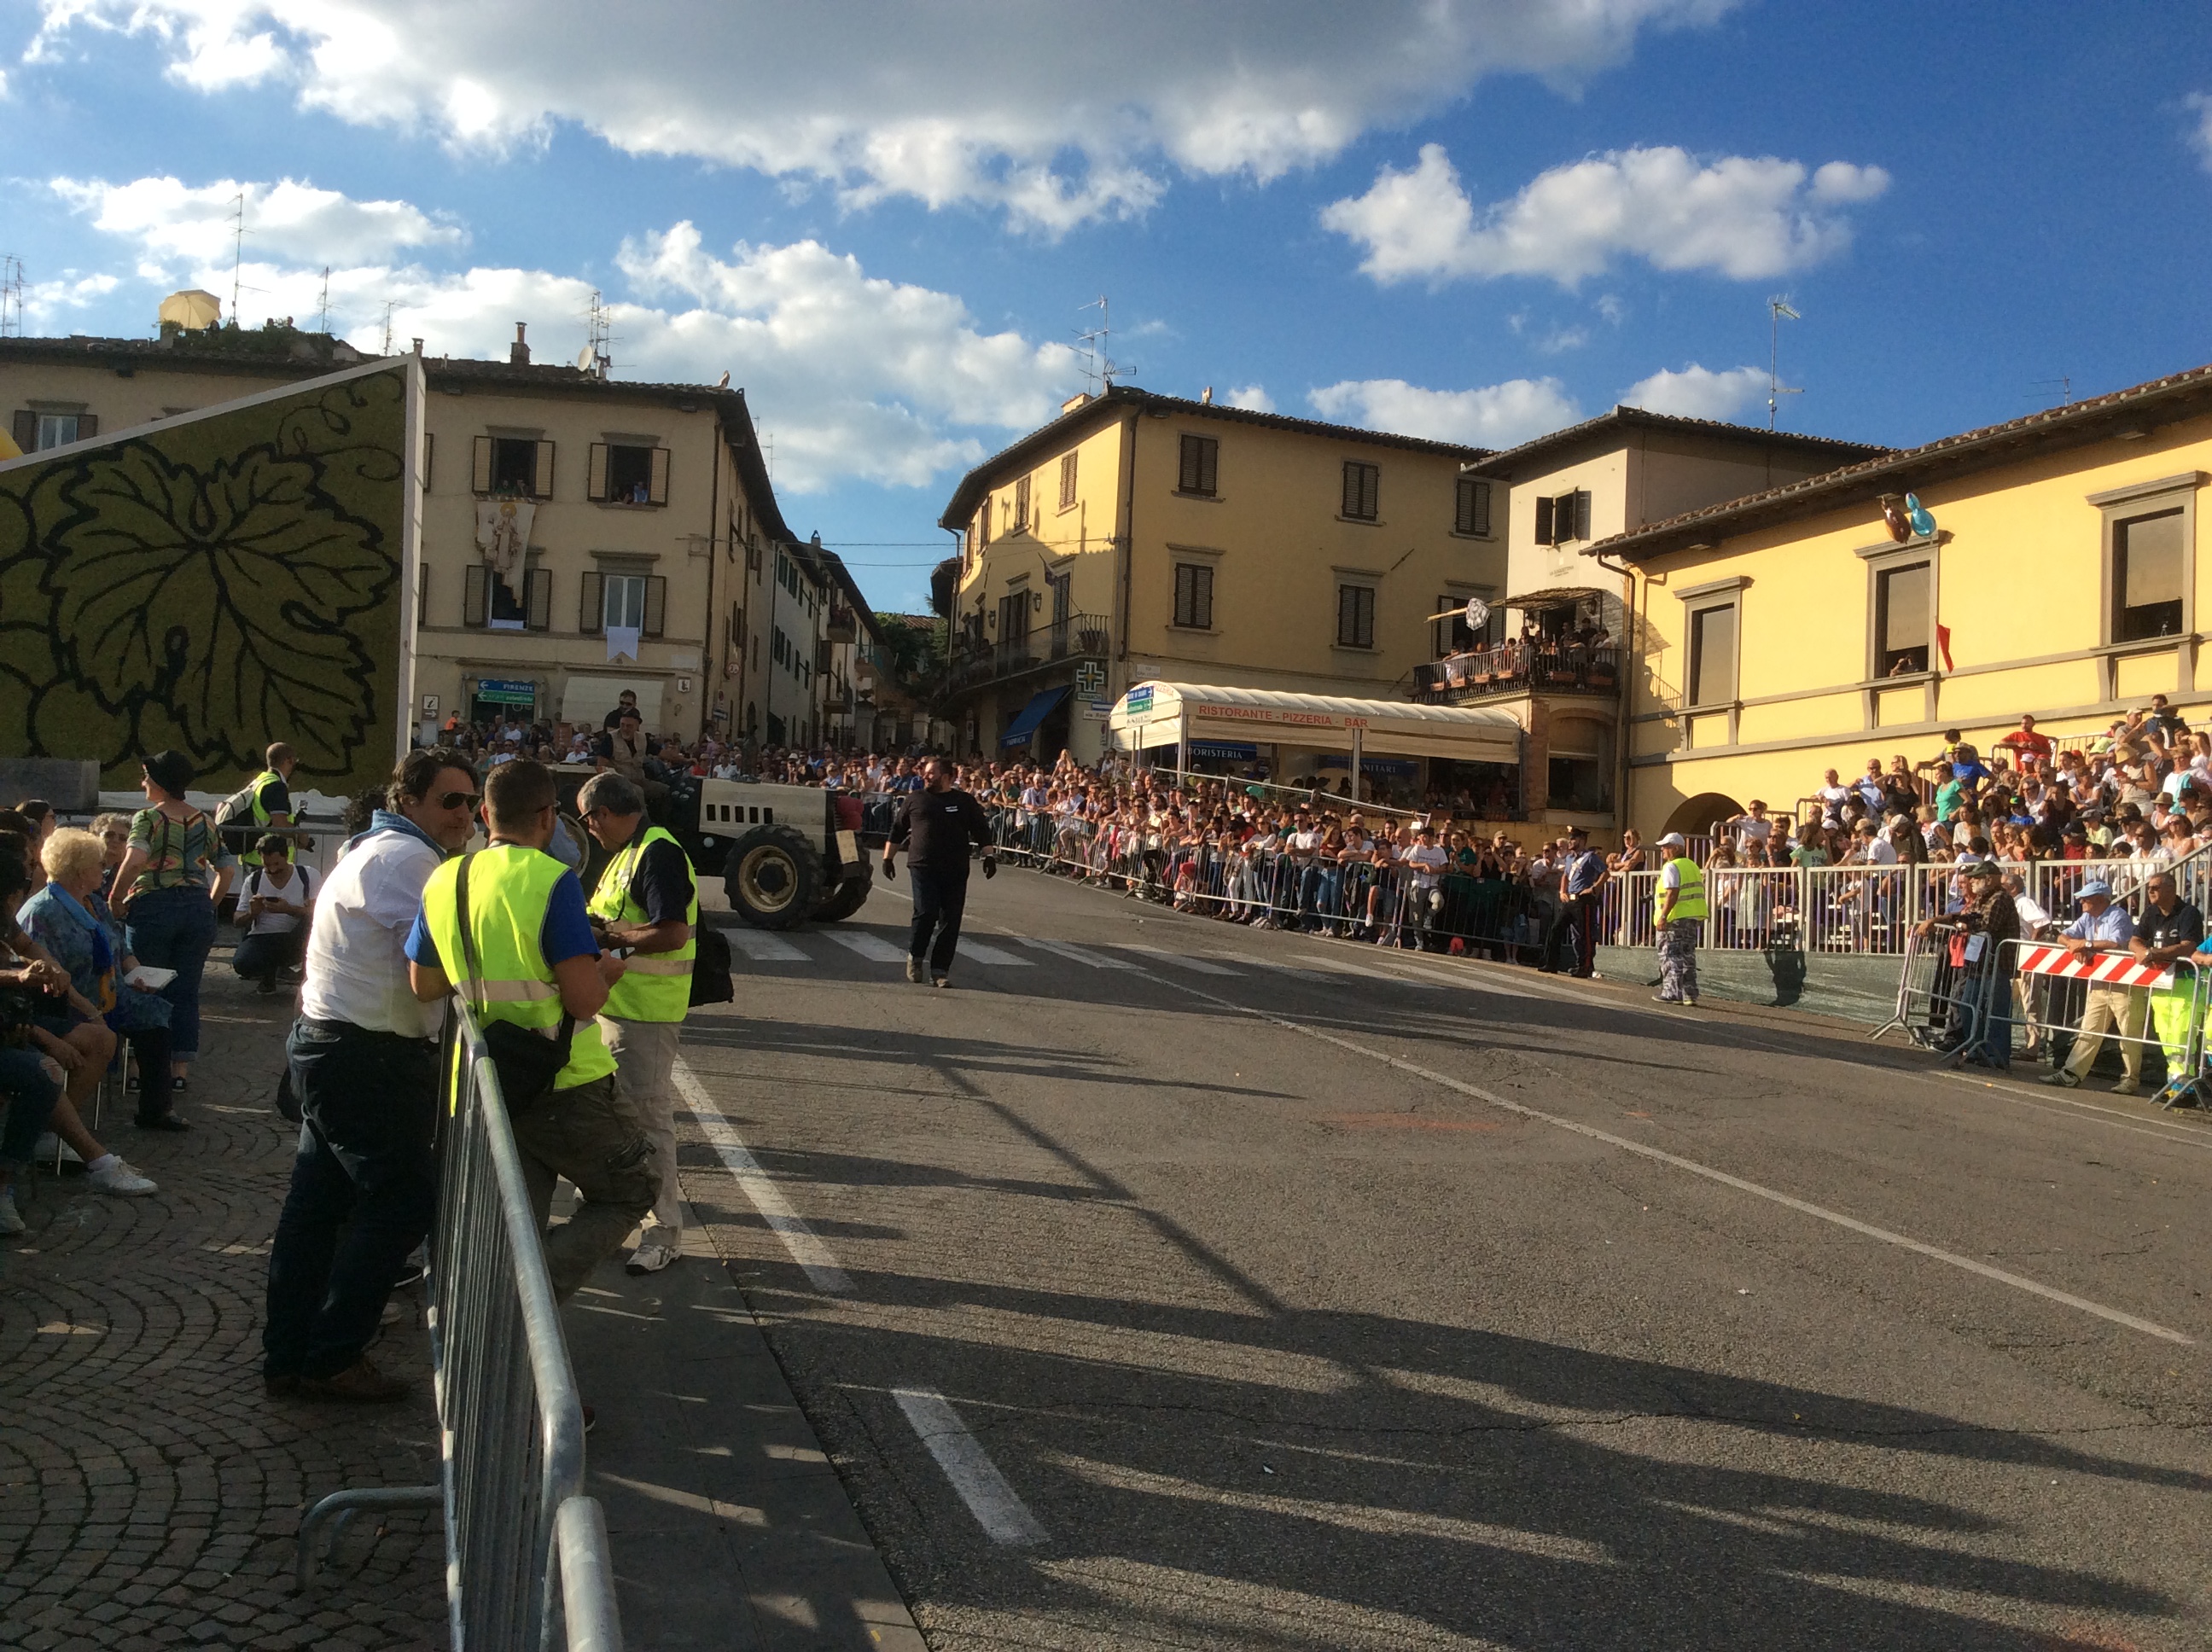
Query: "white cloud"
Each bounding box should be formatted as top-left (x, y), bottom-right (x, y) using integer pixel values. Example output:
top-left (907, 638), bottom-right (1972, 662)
top-left (1619, 363), bottom-right (1767, 421)
top-left (73, 194), bottom-right (1079, 493)
top-left (1307, 376), bottom-right (1580, 449)
top-left (22, 270), bottom-right (121, 326)
top-left (1221, 385), bottom-right (1274, 412)
top-left (52, 175), bottom-right (463, 268)
top-left (2187, 93), bottom-right (2212, 172)
top-left (33, 0), bottom-right (1741, 231)
top-left (1323, 143), bottom-right (1889, 287)
top-left (1534, 324), bottom-right (1588, 354)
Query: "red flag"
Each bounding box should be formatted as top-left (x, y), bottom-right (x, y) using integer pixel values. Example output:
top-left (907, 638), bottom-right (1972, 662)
top-left (1935, 623), bottom-right (1953, 672)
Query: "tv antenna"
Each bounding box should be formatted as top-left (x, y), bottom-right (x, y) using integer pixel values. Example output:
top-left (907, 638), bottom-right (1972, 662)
top-left (230, 191), bottom-right (247, 326)
top-left (1076, 296), bottom-right (1122, 393)
top-left (2031, 375), bottom-right (2073, 408)
top-left (1766, 295), bottom-right (1802, 429)
top-left (380, 300), bottom-right (397, 356)
top-left (315, 266), bottom-right (331, 334)
top-left (585, 288), bottom-right (614, 379)
top-left (0, 256), bottom-right (23, 340)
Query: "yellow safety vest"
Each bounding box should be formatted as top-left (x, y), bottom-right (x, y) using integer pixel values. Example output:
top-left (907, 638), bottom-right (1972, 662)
top-left (586, 823), bottom-right (697, 1023)
top-left (1654, 857), bottom-right (1707, 924)
top-left (251, 770), bottom-right (287, 826)
top-left (420, 843), bottom-right (617, 1091)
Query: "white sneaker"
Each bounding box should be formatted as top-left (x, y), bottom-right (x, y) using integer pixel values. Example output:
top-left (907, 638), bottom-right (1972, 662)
top-left (87, 1159), bottom-right (157, 1195)
top-left (626, 1241), bottom-right (678, 1275)
top-left (0, 1187), bottom-right (23, 1236)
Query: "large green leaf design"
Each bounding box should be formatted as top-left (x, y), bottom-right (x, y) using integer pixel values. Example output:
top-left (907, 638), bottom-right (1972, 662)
top-left (36, 441), bottom-right (395, 772)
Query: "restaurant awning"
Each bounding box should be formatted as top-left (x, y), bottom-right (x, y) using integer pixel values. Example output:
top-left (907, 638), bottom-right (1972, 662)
top-left (998, 685), bottom-right (1070, 747)
top-left (1500, 586), bottom-right (1604, 611)
top-left (1107, 682), bottom-right (1521, 765)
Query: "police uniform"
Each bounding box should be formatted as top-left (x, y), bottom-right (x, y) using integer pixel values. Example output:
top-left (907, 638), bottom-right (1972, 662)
top-left (585, 823), bottom-right (697, 1258)
top-left (1654, 852), bottom-right (1707, 1004)
top-left (412, 843), bottom-right (659, 1301)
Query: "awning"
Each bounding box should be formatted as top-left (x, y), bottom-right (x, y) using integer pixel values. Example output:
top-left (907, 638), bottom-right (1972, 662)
top-left (999, 685), bottom-right (1071, 747)
top-left (1108, 681), bottom-right (1521, 766)
top-left (1501, 586), bottom-right (1604, 611)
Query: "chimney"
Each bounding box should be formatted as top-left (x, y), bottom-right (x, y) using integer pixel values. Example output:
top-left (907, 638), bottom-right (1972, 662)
top-left (411, 338), bottom-right (423, 356)
top-left (510, 323), bottom-right (530, 366)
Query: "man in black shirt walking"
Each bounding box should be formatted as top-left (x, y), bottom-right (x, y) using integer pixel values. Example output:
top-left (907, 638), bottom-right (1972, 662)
top-left (883, 758), bottom-right (995, 986)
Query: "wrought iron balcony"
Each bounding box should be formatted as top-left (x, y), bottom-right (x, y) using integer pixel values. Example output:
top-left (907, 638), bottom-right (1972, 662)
top-left (947, 611), bottom-right (1110, 694)
top-left (1411, 643), bottom-right (1621, 704)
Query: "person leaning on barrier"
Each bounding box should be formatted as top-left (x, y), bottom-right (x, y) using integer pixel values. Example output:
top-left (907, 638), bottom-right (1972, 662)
top-left (407, 759), bottom-right (661, 1302)
top-left (1913, 859), bottom-right (2019, 1069)
top-left (577, 771), bottom-right (696, 1277)
top-left (2129, 871), bottom-right (2204, 1104)
top-left (882, 756), bottom-right (996, 989)
top-left (1650, 831), bottom-right (1705, 1008)
top-left (2041, 879), bottom-right (2146, 1095)
top-left (263, 749), bottom-right (484, 1404)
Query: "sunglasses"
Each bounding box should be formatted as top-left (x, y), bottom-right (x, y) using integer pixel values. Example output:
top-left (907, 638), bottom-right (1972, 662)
top-left (437, 790), bottom-right (482, 811)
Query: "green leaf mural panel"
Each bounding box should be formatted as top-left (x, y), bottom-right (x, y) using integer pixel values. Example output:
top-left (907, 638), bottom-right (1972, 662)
top-left (0, 361), bottom-right (410, 793)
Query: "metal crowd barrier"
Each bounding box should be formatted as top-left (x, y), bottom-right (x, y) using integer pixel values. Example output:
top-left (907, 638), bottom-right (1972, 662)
top-left (1871, 929), bottom-right (1986, 1062)
top-left (1980, 939), bottom-right (2209, 1106)
top-left (295, 1002), bottom-right (624, 1651)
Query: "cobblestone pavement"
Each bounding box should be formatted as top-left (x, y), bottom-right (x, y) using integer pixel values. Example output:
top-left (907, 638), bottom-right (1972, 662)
top-left (0, 965), bottom-right (447, 1651)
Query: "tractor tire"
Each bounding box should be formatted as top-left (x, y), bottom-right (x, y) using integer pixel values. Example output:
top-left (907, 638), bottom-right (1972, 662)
top-left (725, 824), bottom-right (824, 930)
top-left (811, 859), bottom-right (873, 923)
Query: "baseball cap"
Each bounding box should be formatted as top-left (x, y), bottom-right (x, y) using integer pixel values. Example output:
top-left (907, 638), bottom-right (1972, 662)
top-left (1657, 831), bottom-right (1686, 848)
top-left (2079, 879), bottom-right (2113, 899)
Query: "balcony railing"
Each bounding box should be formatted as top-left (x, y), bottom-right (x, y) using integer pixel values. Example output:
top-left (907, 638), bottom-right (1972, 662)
top-left (1412, 643), bottom-right (1620, 703)
top-left (948, 611), bottom-right (1109, 692)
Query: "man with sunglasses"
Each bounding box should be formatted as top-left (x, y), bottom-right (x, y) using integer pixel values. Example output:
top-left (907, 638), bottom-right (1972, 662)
top-left (265, 748), bottom-right (484, 1405)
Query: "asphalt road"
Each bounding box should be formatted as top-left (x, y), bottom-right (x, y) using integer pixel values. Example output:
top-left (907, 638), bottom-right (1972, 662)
top-left (667, 865), bottom-right (2212, 1651)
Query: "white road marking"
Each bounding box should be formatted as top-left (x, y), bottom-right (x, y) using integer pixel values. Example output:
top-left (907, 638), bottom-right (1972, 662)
top-left (824, 931), bottom-right (910, 963)
top-left (892, 1387), bottom-right (1048, 1546)
top-left (1164, 981), bottom-right (2196, 1347)
top-left (722, 927), bottom-right (808, 963)
top-left (951, 939), bottom-right (1032, 967)
top-left (1121, 945), bottom-right (1239, 975)
top-left (1021, 937), bottom-right (1141, 971)
top-left (671, 1057), bottom-right (853, 1293)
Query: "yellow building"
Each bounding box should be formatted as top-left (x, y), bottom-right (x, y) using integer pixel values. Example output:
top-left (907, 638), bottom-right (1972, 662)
top-left (0, 317), bottom-right (820, 747)
top-left (1583, 363), bottom-right (2212, 837)
top-left (937, 387), bottom-right (1499, 787)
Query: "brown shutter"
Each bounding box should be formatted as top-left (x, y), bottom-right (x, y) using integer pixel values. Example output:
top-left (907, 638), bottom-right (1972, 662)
top-left (1534, 495), bottom-right (1555, 545)
top-left (649, 445), bottom-right (670, 506)
top-left (10, 411), bottom-right (34, 452)
top-left (533, 439), bottom-right (556, 499)
top-left (74, 413), bottom-right (97, 441)
top-left (471, 435), bottom-right (492, 494)
top-left (1574, 489), bottom-right (1592, 542)
top-left (1194, 565), bottom-right (1213, 630)
top-left (525, 567), bottom-right (552, 631)
top-left (1472, 479), bottom-right (1492, 537)
top-left (643, 574), bottom-right (667, 637)
top-left (1361, 464), bottom-right (1379, 520)
top-left (463, 565), bottom-right (489, 627)
top-left (1342, 462), bottom-right (1359, 518)
top-left (579, 570), bottom-right (604, 634)
top-left (586, 442), bottom-right (608, 503)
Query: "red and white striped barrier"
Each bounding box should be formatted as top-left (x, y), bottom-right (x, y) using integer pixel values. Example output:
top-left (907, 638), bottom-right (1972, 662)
top-left (2012, 943), bottom-right (2172, 989)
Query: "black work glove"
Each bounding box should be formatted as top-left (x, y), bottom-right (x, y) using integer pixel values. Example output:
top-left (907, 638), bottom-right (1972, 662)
top-left (882, 858), bottom-right (896, 881)
top-left (982, 855), bottom-right (998, 880)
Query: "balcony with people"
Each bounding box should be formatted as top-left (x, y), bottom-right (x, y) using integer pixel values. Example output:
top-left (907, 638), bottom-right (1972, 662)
top-left (1411, 589), bottom-right (1621, 707)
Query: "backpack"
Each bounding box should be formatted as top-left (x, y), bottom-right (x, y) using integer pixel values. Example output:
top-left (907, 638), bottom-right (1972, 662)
top-left (688, 923), bottom-right (734, 1006)
top-left (212, 777), bottom-right (264, 829)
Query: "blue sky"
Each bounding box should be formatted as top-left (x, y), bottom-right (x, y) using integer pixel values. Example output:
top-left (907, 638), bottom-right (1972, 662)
top-left (9, 2), bottom-right (2212, 610)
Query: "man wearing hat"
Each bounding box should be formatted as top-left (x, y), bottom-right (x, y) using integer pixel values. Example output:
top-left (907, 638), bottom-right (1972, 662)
top-left (1918, 860), bottom-right (2020, 1067)
top-left (1540, 826), bottom-right (1608, 978)
top-left (2044, 879), bottom-right (2145, 1092)
top-left (1650, 832), bottom-right (1704, 1007)
top-left (2132, 870), bottom-right (2204, 1102)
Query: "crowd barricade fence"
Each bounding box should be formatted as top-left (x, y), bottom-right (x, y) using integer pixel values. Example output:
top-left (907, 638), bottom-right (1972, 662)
top-left (295, 1002), bottom-right (623, 1651)
top-left (1980, 939), bottom-right (2209, 1106)
top-left (1870, 928), bottom-right (1984, 1062)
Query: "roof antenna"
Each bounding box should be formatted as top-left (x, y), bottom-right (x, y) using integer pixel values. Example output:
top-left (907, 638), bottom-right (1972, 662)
top-left (1076, 296), bottom-right (1121, 393)
top-left (316, 266), bottom-right (330, 335)
top-left (230, 191), bottom-right (247, 327)
top-left (0, 256), bottom-right (23, 340)
top-left (585, 288), bottom-right (614, 379)
top-left (380, 300), bottom-right (397, 357)
top-left (1767, 295), bottom-right (1802, 429)
top-left (2031, 375), bottom-right (2073, 409)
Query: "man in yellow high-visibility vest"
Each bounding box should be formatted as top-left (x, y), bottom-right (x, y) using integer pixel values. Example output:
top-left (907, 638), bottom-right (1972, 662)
top-left (1651, 830), bottom-right (1706, 1008)
top-left (579, 771), bottom-right (696, 1276)
top-left (407, 759), bottom-right (659, 1301)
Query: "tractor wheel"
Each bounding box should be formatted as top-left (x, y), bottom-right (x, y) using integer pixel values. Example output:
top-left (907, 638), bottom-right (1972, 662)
top-left (812, 859), bottom-right (873, 923)
top-left (725, 825), bottom-right (824, 930)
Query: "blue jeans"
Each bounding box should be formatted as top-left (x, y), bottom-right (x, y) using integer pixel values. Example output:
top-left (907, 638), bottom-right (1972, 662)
top-left (908, 866), bottom-right (970, 974)
top-left (263, 1020), bottom-right (440, 1380)
top-left (125, 885), bottom-right (218, 1062)
top-left (1296, 863), bottom-right (1324, 929)
top-left (0, 1044), bottom-right (62, 1166)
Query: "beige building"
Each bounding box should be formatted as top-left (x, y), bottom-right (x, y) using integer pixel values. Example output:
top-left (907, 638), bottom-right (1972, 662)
top-left (1426, 409), bottom-right (1886, 830)
top-left (937, 387), bottom-right (1499, 782)
top-left (1, 316), bottom-right (836, 750)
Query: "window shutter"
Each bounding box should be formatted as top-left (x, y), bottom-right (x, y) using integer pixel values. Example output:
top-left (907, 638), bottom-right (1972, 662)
top-left (649, 446), bottom-right (670, 506)
top-left (533, 439), bottom-right (556, 499)
top-left (1342, 462), bottom-right (1360, 518)
top-left (525, 567), bottom-right (552, 631)
top-left (1534, 495), bottom-right (1555, 546)
top-left (1194, 565), bottom-right (1214, 630)
top-left (1059, 450), bottom-right (1078, 509)
top-left (1198, 439), bottom-right (1217, 496)
top-left (463, 565), bottom-right (489, 628)
top-left (643, 574), bottom-right (667, 637)
top-left (471, 435), bottom-right (492, 495)
top-left (586, 442), bottom-right (608, 503)
top-left (1362, 465), bottom-right (1379, 521)
top-left (75, 414), bottom-right (97, 441)
top-left (579, 570), bottom-right (604, 634)
top-left (1574, 489), bottom-right (1592, 542)
top-left (10, 411), bottom-right (34, 453)
top-left (1474, 480), bottom-right (1492, 537)
top-left (421, 432), bottom-right (434, 492)
top-left (418, 567), bottom-right (430, 627)
top-left (1179, 436), bottom-right (1198, 492)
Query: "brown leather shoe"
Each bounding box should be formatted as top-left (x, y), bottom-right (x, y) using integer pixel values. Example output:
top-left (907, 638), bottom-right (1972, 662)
top-left (299, 1358), bottom-right (410, 1404)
